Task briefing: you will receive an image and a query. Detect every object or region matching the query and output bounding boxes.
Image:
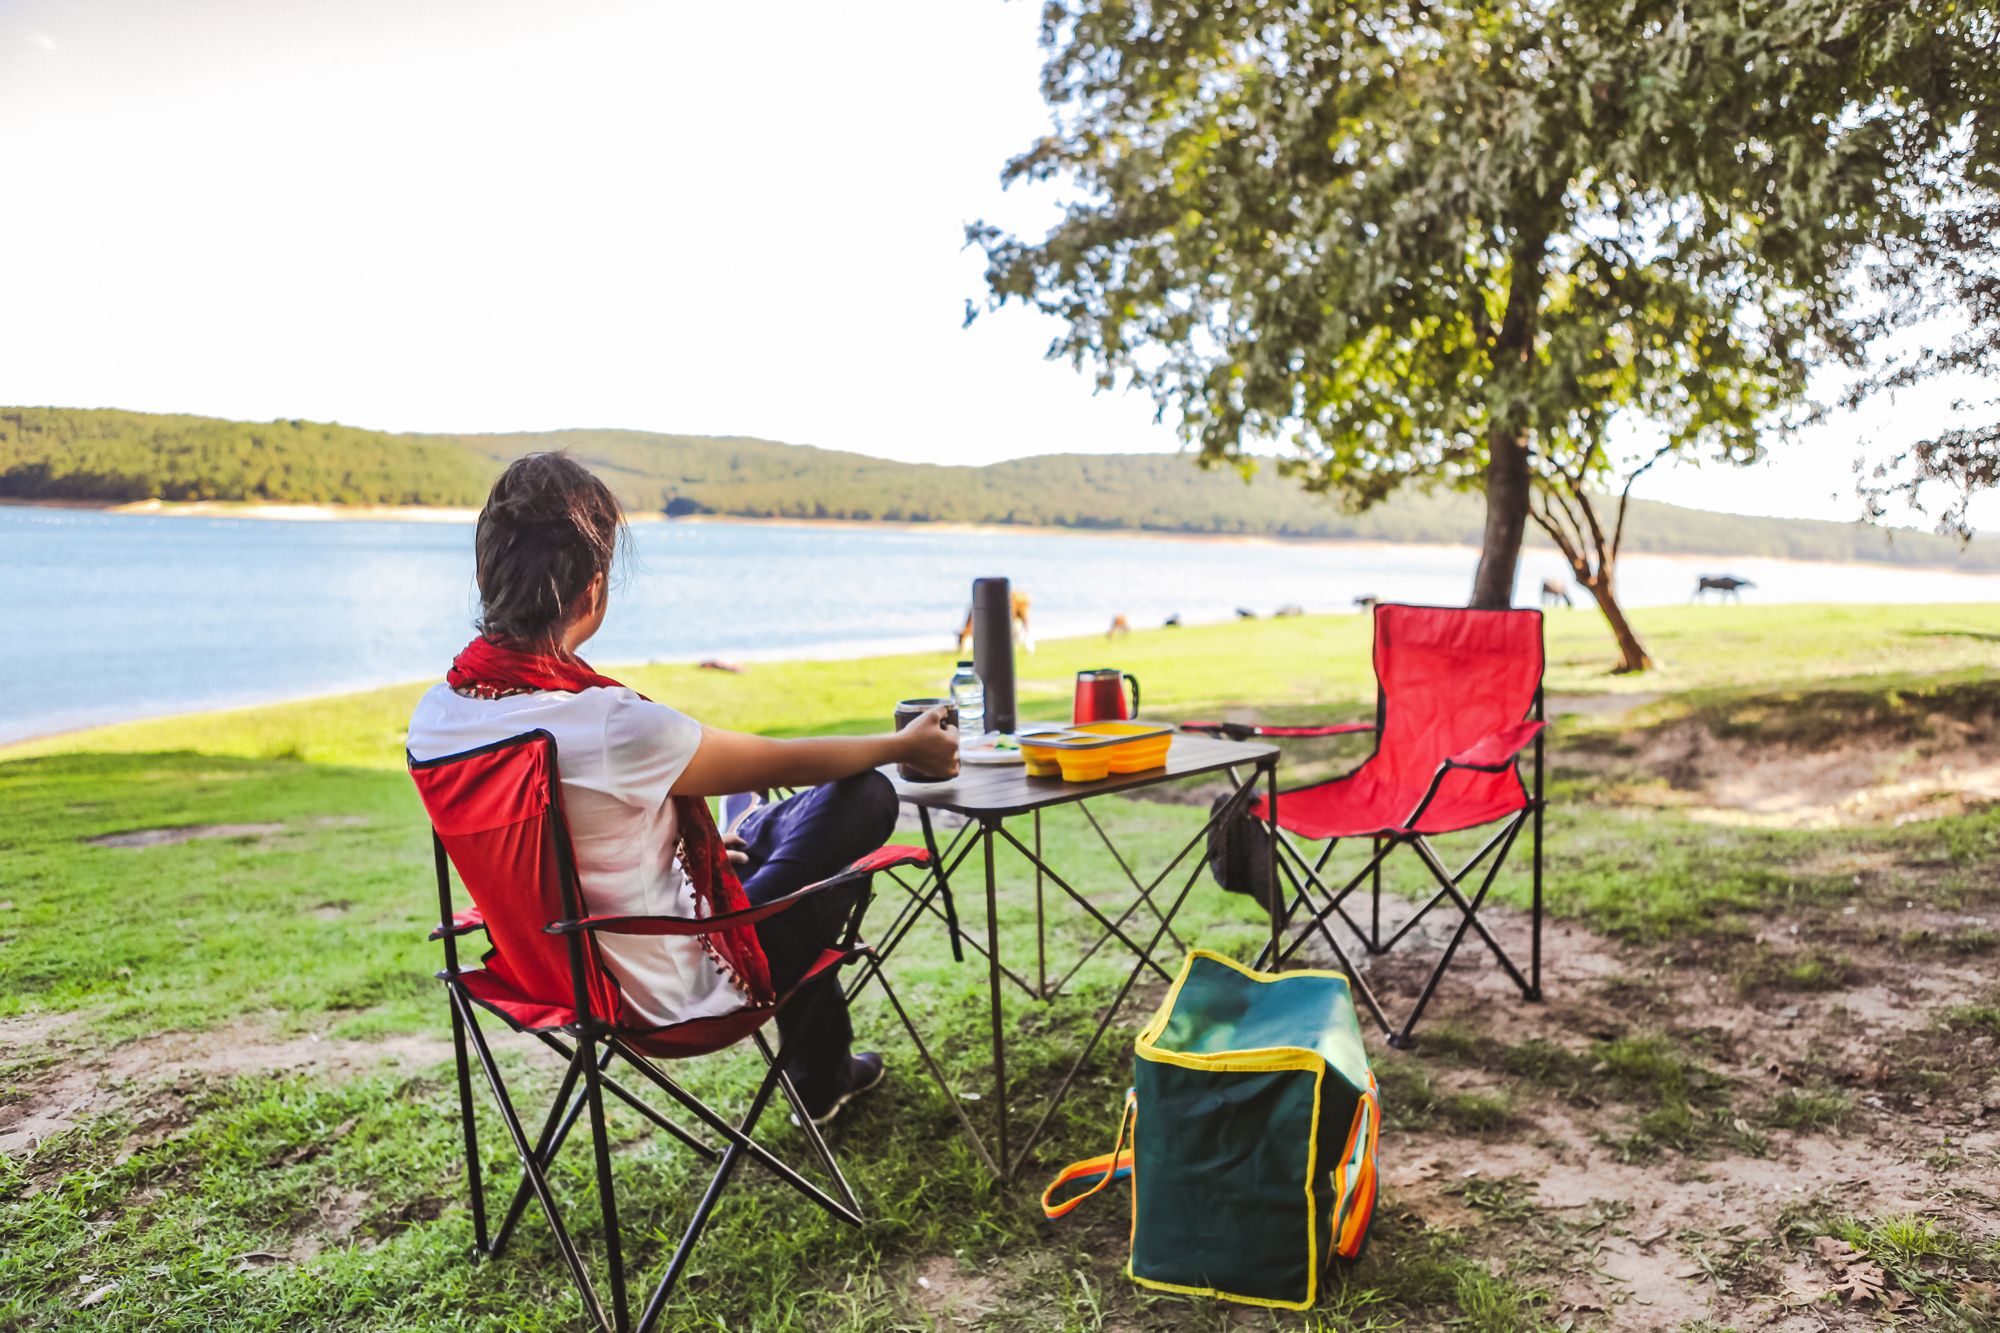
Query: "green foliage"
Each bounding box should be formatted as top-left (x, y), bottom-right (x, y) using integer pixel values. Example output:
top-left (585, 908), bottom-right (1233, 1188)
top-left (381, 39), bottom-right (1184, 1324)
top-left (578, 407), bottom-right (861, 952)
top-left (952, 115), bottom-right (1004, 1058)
top-left (0, 408), bottom-right (492, 506)
top-left (970, 0), bottom-right (1998, 501)
top-left (8, 405), bottom-right (1999, 568)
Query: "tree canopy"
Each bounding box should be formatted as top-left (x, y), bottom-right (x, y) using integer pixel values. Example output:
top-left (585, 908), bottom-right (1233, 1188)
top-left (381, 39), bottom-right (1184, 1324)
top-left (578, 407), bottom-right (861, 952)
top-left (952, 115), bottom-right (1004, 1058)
top-left (970, 0), bottom-right (2000, 651)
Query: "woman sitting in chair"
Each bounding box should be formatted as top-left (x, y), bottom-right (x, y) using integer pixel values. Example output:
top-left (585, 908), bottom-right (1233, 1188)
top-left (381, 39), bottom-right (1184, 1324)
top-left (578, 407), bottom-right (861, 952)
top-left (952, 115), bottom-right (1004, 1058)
top-left (407, 453), bottom-right (959, 1124)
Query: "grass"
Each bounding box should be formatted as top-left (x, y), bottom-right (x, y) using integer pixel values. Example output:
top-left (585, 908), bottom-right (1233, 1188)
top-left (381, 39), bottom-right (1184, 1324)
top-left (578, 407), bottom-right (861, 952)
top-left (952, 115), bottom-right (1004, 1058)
top-left (6, 601), bottom-right (2000, 1328)
top-left (1777, 1208), bottom-right (2000, 1324)
top-left (1759, 1085), bottom-right (1854, 1132)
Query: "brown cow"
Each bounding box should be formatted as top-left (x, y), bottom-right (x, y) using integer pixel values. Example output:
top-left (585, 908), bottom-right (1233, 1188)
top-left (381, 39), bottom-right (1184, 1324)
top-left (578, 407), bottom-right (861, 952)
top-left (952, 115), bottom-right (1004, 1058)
top-left (957, 590), bottom-right (1035, 655)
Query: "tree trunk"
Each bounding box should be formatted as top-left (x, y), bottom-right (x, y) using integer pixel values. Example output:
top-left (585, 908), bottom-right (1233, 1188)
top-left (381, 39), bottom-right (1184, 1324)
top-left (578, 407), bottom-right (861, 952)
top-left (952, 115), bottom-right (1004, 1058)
top-left (1472, 426), bottom-right (1531, 608)
top-left (1470, 226), bottom-right (1549, 610)
top-left (1581, 567), bottom-right (1652, 673)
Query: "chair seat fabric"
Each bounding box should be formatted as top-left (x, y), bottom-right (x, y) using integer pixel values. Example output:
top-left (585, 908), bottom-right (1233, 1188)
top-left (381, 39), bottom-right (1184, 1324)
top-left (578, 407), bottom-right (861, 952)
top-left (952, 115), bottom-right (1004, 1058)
top-left (1256, 765), bottom-right (1528, 839)
top-left (461, 945), bottom-right (850, 1059)
top-left (1250, 604), bottom-right (1542, 840)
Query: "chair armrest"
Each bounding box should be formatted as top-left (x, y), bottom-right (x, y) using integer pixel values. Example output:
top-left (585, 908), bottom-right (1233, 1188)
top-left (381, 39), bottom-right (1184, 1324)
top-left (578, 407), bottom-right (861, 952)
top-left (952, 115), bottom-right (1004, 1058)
top-left (1400, 721), bottom-right (1550, 827)
top-left (428, 907), bottom-right (486, 941)
top-left (545, 845), bottom-right (930, 937)
top-left (1180, 720), bottom-right (1375, 741)
top-left (1444, 721), bottom-right (1549, 772)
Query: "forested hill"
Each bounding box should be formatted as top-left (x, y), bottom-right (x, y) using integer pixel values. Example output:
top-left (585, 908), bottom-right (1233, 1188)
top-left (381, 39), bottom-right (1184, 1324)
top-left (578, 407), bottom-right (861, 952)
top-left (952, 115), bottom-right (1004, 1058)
top-left (5, 406), bottom-right (1994, 570)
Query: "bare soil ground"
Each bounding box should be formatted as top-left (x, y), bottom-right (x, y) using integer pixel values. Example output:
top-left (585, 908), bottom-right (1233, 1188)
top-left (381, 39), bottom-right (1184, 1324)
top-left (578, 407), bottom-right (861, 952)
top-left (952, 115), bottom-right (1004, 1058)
top-left (0, 1013), bottom-right (451, 1157)
top-left (1367, 904), bottom-right (2000, 1330)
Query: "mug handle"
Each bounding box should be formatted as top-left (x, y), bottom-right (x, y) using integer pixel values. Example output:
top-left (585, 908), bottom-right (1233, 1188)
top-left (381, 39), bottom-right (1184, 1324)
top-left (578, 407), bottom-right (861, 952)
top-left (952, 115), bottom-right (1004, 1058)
top-left (1123, 673), bottom-right (1141, 717)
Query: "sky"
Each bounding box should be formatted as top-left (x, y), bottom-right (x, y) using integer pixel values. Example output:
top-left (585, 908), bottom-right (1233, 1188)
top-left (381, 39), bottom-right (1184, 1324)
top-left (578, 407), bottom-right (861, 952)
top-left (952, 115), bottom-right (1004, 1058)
top-left (1, 0), bottom-right (1994, 531)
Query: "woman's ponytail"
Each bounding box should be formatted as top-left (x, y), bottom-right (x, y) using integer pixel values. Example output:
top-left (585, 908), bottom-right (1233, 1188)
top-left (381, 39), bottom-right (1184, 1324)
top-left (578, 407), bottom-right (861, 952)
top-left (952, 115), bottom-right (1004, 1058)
top-left (473, 453), bottom-right (627, 653)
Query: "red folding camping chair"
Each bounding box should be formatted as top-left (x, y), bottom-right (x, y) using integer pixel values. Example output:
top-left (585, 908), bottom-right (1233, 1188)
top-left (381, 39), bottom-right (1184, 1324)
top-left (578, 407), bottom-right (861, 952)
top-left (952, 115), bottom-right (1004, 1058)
top-left (409, 730), bottom-right (929, 1333)
top-left (1184, 603), bottom-right (1547, 1047)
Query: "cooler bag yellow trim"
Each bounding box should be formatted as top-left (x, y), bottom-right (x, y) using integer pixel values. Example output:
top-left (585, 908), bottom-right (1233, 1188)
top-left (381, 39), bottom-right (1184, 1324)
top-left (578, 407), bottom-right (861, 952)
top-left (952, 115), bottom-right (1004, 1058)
top-left (1046, 949), bottom-right (1381, 1310)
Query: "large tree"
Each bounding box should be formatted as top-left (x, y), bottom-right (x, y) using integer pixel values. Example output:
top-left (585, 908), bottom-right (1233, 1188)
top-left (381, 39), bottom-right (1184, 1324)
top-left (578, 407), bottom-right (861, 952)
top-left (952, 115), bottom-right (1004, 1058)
top-left (1860, 174), bottom-right (2000, 538)
top-left (971, 0), bottom-right (1998, 665)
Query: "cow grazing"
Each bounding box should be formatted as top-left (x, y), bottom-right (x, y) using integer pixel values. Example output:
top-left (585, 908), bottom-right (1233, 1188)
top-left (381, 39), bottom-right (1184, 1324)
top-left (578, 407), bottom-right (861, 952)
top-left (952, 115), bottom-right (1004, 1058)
top-left (957, 589), bottom-right (1035, 654)
top-left (1541, 578), bottom-right (1573, 609)
top-left (1692, 575), bottom-right (1754, 603)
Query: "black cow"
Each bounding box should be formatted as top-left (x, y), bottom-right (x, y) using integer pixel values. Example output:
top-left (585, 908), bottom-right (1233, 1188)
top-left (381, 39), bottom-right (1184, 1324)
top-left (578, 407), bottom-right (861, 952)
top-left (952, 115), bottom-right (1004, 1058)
top-left (1693, 575), bottom-right (1755, 603)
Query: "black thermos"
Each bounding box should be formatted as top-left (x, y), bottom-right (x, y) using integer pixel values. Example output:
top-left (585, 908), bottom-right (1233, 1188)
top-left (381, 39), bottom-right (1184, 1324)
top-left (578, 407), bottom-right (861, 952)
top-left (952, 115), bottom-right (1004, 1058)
top-left (971, 576), bottom-right (1017, 735)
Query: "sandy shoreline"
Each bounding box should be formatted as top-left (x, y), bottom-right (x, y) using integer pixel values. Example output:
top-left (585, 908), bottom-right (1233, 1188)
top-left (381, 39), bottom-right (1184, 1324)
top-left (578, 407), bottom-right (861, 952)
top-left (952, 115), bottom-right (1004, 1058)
top-left (9, 496), bottom-right (1998, 576)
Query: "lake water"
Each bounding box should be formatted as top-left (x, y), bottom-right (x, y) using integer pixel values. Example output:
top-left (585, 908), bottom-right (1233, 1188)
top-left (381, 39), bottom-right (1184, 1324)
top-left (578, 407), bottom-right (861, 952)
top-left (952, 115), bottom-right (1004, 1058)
top-left (6, 505), bottom-right (1999, 744)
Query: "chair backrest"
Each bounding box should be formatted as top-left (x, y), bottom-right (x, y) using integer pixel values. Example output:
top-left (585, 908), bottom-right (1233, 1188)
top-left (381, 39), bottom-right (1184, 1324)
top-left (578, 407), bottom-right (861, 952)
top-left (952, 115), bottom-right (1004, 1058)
top-left (1369, 603), bottom-right (1543, 796)
top-left (408, 731), bottom-right (625, 1028)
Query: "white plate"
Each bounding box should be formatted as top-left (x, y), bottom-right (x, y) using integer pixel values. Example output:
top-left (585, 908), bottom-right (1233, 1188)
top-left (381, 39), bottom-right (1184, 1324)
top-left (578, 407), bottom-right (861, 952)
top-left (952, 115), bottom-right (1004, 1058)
top-left (960, 743), bottom-right (1023, 766)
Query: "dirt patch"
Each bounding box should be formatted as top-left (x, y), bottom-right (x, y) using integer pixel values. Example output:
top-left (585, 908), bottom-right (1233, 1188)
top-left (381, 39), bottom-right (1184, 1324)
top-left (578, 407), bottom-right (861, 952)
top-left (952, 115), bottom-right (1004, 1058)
top-left (1548, 690), bottom-right (1665, 721)
top-left (1284, 887), bottom-right (2000, 1330)
top-left (85, 823), bottom-right (287, 848)
top-left (905, 1254), bottom-right (1005, 1327)
top-left (82, 816), bottom-right (371, 849)
top-left (0, 1015), bottom-right (452, 1155)
top-left (1616, 720), bottom-right (2000, 828)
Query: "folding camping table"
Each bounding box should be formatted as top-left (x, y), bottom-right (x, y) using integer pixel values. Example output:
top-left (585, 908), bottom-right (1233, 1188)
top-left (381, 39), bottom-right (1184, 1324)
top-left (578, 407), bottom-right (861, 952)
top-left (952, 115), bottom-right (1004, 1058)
top-left (860, 733), bottom-right (1280, 1180)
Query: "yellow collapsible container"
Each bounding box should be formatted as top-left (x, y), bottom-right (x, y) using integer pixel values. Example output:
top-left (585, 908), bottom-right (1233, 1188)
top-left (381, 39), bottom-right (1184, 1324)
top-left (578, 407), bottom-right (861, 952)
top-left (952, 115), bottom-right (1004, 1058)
top-left (1018, 722), bottom-right (1173, 781)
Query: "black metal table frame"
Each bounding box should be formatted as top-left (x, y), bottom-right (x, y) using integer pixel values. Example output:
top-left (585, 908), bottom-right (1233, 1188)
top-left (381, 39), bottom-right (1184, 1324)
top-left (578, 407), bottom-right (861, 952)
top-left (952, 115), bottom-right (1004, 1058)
top-left (846, 744), bottom-right (1281, 1180)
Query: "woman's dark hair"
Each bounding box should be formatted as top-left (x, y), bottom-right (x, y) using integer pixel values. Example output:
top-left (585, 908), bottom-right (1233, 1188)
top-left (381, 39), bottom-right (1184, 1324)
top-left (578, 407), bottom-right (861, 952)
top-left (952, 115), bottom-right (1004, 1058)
top-left (474, 453), bottom-right (627, 651)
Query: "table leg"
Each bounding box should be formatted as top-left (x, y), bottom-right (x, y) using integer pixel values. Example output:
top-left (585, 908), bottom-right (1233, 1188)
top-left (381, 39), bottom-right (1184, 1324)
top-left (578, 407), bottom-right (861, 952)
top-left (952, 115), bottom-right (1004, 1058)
top-left (1012, 814), bottom-right (1215, 1166)
top-left (1034, 809), bottom-right (1046, 999)
top-left (982, 819), bottom-right (1009, 1176)
top-left (919, 805), bottom-right (964, 964)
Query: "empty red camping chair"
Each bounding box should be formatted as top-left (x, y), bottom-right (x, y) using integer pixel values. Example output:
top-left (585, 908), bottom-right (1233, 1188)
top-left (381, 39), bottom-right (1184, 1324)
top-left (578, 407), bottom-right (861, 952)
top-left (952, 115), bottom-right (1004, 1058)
top-left (410, 730), bottom-right (929, 1333)
top-left (1185, 603), bottom-right (1548, 1046)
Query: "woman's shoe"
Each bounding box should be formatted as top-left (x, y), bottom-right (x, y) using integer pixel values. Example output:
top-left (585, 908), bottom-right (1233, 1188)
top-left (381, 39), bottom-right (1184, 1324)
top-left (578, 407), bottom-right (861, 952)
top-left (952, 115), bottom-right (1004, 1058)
top-left (794, 1052), bottom-right (887, 1127)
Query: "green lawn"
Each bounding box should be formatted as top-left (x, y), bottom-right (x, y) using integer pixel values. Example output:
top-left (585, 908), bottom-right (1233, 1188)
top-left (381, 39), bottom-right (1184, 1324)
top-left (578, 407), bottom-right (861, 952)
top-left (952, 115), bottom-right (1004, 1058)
top-left (4, 602), bottom-right (1998, 1331)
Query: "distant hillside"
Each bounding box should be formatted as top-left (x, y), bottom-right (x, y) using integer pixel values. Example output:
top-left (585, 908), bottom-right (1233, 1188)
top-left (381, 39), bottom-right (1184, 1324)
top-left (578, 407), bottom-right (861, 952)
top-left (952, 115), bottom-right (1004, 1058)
top-left (0, 407), bottom-right (493, 506)
top-left (6, 406), bottom-right (1994, 570)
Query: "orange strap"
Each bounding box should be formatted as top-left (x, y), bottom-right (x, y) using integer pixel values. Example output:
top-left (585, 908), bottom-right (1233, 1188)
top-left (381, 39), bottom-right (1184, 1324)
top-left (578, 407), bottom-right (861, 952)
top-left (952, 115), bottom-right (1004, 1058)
top-left (1041, 1091), bottom-right (1136, 1219)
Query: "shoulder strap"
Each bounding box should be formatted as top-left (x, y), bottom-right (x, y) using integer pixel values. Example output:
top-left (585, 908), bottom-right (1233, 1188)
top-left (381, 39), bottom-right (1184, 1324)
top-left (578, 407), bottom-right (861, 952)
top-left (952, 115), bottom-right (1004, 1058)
top-left (1041, 1090), bottom-right (1137, 1219)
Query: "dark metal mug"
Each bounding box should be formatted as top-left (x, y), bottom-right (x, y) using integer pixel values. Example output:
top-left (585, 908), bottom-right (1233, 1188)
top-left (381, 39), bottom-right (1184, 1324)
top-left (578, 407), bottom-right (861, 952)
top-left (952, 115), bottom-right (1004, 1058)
top-left (894, 698), bottom-right (958, 782)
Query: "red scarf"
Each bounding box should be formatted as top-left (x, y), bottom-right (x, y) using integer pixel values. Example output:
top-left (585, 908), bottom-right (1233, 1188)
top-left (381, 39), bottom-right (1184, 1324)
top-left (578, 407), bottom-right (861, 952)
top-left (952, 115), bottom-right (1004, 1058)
top-left (448, 636), bottom-right (774, 1006)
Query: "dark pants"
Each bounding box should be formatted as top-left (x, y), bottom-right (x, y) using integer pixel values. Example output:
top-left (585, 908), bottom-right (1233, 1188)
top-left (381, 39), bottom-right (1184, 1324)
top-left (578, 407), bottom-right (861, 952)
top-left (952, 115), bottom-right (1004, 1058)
top-left (743, 770), bottom-right (899, 1095)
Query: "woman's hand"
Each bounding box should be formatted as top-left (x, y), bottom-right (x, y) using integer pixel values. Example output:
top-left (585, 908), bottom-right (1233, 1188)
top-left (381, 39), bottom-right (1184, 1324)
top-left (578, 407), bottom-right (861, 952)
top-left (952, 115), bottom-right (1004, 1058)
top-left (897, 703), bottom-right (961, 778)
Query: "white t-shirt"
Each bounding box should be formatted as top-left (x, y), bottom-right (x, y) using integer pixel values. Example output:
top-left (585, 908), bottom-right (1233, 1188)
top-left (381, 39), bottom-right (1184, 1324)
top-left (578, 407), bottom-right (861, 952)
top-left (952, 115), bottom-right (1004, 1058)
top-left (407, 682), bottom-right (742, 1028)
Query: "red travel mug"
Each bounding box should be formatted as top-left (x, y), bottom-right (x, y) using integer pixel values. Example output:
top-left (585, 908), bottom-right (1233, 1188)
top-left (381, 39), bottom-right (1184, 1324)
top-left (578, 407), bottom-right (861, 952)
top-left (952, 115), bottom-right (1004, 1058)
top-left (1073, 669), bottom-right (1140, 724)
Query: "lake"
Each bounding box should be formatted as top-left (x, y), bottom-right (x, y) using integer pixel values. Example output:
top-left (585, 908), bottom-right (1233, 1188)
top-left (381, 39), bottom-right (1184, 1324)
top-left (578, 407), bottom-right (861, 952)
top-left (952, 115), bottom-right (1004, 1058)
top-left (7, 505), bottom-right (2000, 744)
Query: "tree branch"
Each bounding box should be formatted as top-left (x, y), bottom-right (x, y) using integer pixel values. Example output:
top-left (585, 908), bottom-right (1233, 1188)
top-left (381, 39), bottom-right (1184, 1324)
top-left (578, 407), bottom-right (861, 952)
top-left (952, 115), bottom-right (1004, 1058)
top-left (1612, 440), bottom-right (1681, 558)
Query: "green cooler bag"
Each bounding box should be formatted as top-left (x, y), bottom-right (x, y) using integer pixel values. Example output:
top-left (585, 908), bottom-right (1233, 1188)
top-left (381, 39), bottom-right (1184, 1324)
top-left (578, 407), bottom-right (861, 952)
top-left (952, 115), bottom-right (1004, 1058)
top-left (1043, 949), bottom-right (1380, 1310)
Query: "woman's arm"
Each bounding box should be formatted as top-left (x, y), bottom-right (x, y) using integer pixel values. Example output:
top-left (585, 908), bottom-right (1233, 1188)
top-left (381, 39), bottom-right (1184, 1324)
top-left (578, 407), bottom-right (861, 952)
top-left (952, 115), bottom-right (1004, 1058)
top-left (671, 703), bottom-right (959, 797)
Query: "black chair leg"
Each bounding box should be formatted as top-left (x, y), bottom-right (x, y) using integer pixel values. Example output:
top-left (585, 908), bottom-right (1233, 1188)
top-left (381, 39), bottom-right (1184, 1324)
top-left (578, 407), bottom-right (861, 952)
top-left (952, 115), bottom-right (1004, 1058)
top-left (447, 983), bottom-right (488, 1256)
top-left (491, 1043), bottom-right (593, 1261)
top-left (583, 1036), bottom-right (630, 1333)
top-left (1369, 837), bottom-right (1384, 954)
top-left (635, 1056), bottom-right (793, 1333)
top-left (456, 992), bottom-right (610, 1330)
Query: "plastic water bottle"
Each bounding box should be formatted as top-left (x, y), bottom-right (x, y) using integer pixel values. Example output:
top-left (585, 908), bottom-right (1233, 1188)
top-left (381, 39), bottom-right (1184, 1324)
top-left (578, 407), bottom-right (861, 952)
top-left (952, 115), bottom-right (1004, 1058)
top-left (950, 660), bottom-right (985, 739)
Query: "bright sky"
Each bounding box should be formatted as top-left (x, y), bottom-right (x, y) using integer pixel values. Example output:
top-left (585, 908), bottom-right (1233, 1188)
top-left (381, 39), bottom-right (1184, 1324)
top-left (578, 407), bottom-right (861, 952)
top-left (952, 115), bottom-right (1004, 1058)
top-left (2, 0), bottom-right (1994, 531)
